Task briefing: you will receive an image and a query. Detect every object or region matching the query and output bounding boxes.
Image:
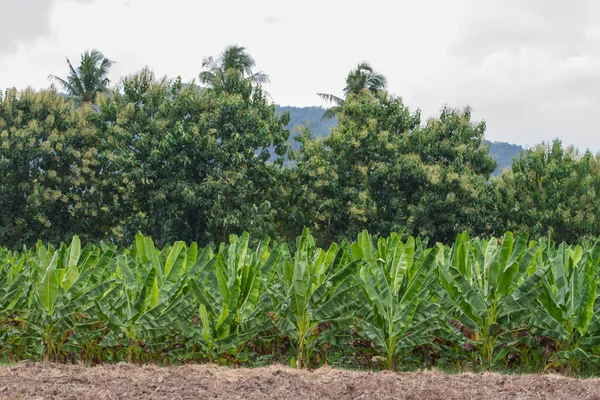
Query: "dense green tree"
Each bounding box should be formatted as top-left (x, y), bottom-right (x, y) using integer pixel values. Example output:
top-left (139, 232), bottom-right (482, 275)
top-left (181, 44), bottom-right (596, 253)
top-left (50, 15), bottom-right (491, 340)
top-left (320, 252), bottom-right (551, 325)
top-left (0, 88), bottom-right (115, 247)
top-left (95, 67), bottom-right (290, 245)
top-left (495, 140), bottom-right (600, 243)
top-left (290, 91), bottom-right (496, 244)
top-left (1, 47), bottom-right (596, 250)
top-left (402, 107), bottom-right (497, 241)
top-left (49, 49), bottom-right (114, 105)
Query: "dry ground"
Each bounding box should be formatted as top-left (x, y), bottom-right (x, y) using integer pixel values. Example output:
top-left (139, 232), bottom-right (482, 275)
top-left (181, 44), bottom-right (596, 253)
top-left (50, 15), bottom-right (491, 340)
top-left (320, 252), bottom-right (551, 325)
top-left (1, 362), bottom-right (600, 399)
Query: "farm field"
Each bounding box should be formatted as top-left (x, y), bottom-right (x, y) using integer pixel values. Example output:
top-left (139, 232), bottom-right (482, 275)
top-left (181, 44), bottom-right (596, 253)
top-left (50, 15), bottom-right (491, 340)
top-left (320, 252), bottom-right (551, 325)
top-left (2, 1), bottom-right (600, 398)
top-left (2, 363), bottom-right (600, 400)
top-left (2, 229), bottom-right (600, 376)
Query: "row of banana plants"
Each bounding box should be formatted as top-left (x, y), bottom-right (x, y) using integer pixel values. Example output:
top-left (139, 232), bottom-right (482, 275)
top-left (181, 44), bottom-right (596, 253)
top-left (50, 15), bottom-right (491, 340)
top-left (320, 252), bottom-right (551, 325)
top-left (1, 229), bottom-right (600, 375)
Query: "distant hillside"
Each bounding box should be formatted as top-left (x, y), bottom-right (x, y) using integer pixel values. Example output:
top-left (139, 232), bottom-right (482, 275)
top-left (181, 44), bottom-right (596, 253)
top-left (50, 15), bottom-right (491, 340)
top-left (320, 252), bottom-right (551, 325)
top-left (275, 105), bottom-right (337, 138)
top-left (275, 105), bottom-right (523, 175)
top-left (485, 140), bottom-right (524, 174)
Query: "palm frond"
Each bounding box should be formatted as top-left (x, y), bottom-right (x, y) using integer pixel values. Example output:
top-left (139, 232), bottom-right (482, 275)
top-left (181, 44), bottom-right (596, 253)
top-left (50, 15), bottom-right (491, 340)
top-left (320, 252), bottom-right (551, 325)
top-left (48, 75), bottom-right (76, 95)
top-left (200, 45), bottom-right (267, 92)
top-left (199, 71), bottom-right (217, 87)
top-left (320, 106), bottom-right (342, 121)
top-left (65, 56), bottom-right (86, 97)
top-left (201, 56), bottom-right (216, 71)
top-left (248, 71), bottom-right (270, 85)
top-left (49, 50), bottom-right (113, 104)
top-left (356, 61), bottom-right (375, 73)
top-left (317, 93), bottom-right (344, 106)
top-left (343, 61), bottom-right (387, 96)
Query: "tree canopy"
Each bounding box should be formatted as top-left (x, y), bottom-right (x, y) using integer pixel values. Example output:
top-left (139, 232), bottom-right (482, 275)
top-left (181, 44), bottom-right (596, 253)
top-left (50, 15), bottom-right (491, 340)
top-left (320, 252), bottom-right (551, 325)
top-left (0, 46), bottom-right (597, 248)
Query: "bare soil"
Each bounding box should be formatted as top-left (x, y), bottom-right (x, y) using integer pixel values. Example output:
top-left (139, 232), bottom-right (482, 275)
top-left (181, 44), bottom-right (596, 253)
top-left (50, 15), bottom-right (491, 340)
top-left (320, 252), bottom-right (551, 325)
top-left (1, 363), bottom-right (600, 399)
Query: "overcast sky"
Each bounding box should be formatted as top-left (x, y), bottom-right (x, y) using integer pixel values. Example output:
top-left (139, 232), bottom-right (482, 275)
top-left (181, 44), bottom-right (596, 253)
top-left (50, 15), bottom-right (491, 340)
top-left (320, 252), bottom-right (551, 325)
top-left (1, 0), bottom-right (599, 150)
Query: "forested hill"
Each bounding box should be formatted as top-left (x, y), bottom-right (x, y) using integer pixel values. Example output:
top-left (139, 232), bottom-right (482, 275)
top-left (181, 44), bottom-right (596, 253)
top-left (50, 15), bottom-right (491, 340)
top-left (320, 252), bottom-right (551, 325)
top-left (275, 105), bottom-right (523, 175)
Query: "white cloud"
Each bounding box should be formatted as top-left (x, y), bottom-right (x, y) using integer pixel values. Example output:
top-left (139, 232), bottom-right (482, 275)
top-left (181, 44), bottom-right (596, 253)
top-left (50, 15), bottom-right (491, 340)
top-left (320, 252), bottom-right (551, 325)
top-left (0, 0), bottom-right (599, 150)
top-left (0, 0), bottom-right (97, 54)
top-left (264, 15), bottom-right (280, 24)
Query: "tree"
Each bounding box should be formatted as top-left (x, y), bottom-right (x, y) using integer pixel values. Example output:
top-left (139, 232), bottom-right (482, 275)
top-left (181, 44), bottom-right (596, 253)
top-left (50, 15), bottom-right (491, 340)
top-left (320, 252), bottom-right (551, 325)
top-left (494, 140), bottom-right (600, 243)
top-left (49, 49), bottom-right (114, 105)
top-left (96, 68), bottom-right (290, 246)
top-left (199, 45), bottom-right (269, 90)
top-left (401, 107), bottom-right (497, 241)
top-left (291, 90), bottom-right (496, 244)
top-left (290, 90), bottom-right (420, 243)
top-left (0, 88), bottom-right (114, 247)
top-left (318, 62), bottom-right (387, 119)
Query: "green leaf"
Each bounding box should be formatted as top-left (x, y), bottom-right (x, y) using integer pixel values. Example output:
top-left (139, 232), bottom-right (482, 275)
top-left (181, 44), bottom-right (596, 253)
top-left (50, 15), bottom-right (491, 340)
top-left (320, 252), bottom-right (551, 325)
top-left (200, 303), bottom-right (212, 343)
top-left (576, 268), bottom-right (596, 336)
top-left (163, 242), bottom-right (187, 294)
top-left (39, 252), bottom-right (60, 314)
top-left (132, 267), bottom-right (156, 320)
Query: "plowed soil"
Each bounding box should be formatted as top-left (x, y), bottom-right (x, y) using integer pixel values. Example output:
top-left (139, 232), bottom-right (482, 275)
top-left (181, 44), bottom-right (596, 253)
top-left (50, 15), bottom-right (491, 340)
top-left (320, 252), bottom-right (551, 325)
top-left (1, 363), bottom-right (600, 399)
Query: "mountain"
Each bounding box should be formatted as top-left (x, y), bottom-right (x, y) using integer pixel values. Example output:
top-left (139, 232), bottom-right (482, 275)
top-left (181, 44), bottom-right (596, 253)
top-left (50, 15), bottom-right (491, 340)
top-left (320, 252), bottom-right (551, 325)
top-left (275, 105), bottom-right (337, 138)
top-left (275, 105), bottom-right (523, 175)
top-left (485, 140), bottom-right (524, 174)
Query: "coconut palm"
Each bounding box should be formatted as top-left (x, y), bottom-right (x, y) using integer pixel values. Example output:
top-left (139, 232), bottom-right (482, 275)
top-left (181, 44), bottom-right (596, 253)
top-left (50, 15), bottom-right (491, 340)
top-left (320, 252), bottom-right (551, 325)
top-left (199, 45), bottom-right (270, 89)
top-left (49, 49), bottom-right (114, 105)
top-left (318, 62), bottom-right (387, 119)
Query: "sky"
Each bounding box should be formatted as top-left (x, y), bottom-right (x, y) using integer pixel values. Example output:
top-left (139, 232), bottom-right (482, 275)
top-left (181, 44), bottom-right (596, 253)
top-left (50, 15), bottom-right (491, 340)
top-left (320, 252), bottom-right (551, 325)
top-left (1, 0), bottom-right (600, 151)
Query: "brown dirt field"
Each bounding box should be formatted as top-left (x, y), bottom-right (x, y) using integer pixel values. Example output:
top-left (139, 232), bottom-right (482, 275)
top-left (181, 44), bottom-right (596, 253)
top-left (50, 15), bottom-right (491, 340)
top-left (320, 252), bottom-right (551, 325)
top-left (1, 363), bottom-right (600, 400)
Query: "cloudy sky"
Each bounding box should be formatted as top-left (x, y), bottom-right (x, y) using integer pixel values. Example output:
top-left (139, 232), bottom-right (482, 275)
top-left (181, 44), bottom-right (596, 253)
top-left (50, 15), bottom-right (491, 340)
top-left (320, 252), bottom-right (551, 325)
top-left (1, 0), bottom-right (599, 150)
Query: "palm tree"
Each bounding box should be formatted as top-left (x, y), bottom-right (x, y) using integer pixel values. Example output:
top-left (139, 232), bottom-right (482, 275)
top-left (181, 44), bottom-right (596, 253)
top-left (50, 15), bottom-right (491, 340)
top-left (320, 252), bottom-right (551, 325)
top-left (199, 45), bottom-right (270, 89)
top-left (49, 49), bottom-right (114, 104)
top-left (318, 62), bottom-right (387, 119)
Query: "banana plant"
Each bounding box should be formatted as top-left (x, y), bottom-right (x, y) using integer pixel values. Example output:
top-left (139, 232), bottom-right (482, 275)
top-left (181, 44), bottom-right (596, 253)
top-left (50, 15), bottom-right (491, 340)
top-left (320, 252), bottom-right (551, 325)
top-left (437, 232), bottom-right (546, 368)
top-left (94, 234), bottom-right (195, 363)
top-left (530, 240), bottom-right (600, 373)
top-left (0, 249), bottom-right (32, 361)
top-left (188, 233), bottom-right (281, 362)
top-left (18, 236), bottom-right (117, 361)
top-left (352, 231), bottom-right (439, 370)
top-left (268, 228), bottom-right (360, 369)
top-left (0, 249), bottom-right (29, 320)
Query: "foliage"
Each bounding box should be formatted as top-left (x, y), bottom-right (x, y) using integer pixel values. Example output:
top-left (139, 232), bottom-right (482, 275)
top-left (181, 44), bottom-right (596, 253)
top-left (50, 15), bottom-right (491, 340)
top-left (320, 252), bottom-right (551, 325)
top-left (495, 140), bottom-right (600, 243)
top-left (289, 92), bottom-right (496, 244)
top-left (189, 233), bottom-right (279, 361)
top-left (0, 45), bottom-right (595, 258)
top-left (200, 45), bottom-right (270, 91)
top-left (49, 49), bottom-right (113, 105)
top-left (268, 228), bottom-right (359, 368)
top-left (0, 88), bottom-right (117, 247)
top-left (0, 63), bottom-right (290, 248)
top-left (276, 105), bottom-right (521, 172)
top-left (1, 230), bottom-right (600, 377)
top-left (105, 68), bottom-right (290, 246)
top-left (531, 240), bottom-right (600, 373)
top-left (437, 232), bottom-right (543, 368)
top-left (353, 231), bottom-right (439, 369)
top-left (318, 62), bottom-right (387, 119)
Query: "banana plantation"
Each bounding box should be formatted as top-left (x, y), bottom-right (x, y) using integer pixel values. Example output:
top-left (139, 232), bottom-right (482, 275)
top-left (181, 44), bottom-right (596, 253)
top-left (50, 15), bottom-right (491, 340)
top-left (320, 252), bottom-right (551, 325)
top-left (1, 229), bottom-right (600, 376)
